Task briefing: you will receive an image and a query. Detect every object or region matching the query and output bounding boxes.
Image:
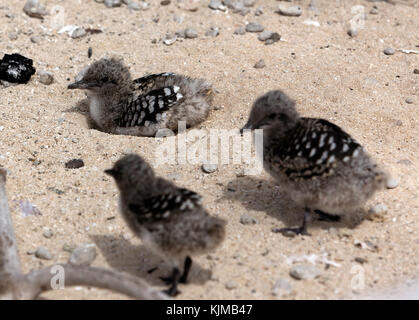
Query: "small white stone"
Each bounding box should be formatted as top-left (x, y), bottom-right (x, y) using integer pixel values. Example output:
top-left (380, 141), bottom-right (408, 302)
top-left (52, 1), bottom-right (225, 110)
top-left (202, 163), bottom-right (218, 173)
top-left (38, 70), bottom-right (54, 85)
top-left (386, 178), bottom-right (399, 189)
top-left (369, 203), bottom-right (388, 215)
top-left (277, 5), bottom-right (303, 17)
top-left (272, 278), bottom-right (293, 296)
top-left (290, 264), bottom-right (322, 280)
top-left (42, 227), bottom-right (53, 239)
top-left (35, 247), bottom-right (53, 260)
top-left (225, 280), bottom-right (237, 290)
top-left (69, 243), bottom-right (97, 266)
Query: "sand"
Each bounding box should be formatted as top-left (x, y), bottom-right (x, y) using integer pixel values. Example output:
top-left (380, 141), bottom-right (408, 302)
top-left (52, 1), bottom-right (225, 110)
top-left (0, 0), bottom-right (418, 299)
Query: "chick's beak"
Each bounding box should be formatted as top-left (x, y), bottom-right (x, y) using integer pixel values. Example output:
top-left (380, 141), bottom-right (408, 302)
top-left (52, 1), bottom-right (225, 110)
top-left (104, 169), bottom-right (117, 177)
top-left (240, 122), bottom-right (253, 134)
top-left (67, 80), bottom-right (99, 90)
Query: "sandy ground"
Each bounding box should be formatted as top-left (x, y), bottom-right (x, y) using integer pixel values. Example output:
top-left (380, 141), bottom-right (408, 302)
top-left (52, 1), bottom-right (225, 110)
top-left (0, 0), bottom-right (418, 299)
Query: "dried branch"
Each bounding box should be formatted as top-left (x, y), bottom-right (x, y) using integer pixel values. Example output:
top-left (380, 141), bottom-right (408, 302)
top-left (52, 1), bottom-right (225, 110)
top-left (24, 265), bottom-right (167, 300)
top-left (0, 168), bottom-right (167, 300)
top-left (0, 169), bottom-right (22, 276)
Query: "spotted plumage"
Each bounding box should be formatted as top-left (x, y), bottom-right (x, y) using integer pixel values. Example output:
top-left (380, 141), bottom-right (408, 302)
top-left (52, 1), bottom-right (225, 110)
top-left (68, 58), bottom-right (213, 136)
top-left (242, 90), bottom-right (388, 235)
top-left (128, 189), bottom-right (202, 222)
top-left (269, 118), bottom-right (363, 180)
top-left (133, 72), bottom-right (175, 94)
top-left (105, 154), bottom-right (225, 296)
top-left (118, 84), bottom-right (183, 127)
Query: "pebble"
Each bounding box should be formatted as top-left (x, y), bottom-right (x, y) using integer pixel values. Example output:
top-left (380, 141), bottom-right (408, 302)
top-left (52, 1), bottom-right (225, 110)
top-left (163, 33), bottom-right (177, 46)
top-left (184, 28), bottom-right (198, 39)
top-left (69, 26), bottom-right (86, 39)
top-left (23, 0), bottom-right (47, 19)
top-left (9, 33), bottom-right (18, 41)
top-left (414, 69), bottom-right (419, 74)
top-left (69, 243), bottom-right (97, 266)
top-left (202, 163), bottom-right (218, 173)
top-left (254, 59), bottom-right (266, 69)
top-left (347, 26), bottom-right (358, 37)
top-left (160, 0), bottom-right (170, 5)
top-left (35, 246), bottom-right (53, 260)
top-left (405, 97), bottom-right (414, 104)
top-left (234, 26), bottom-right (246, 35)
top-left (127, 1), bottom-right (145, 10)
top-left (224, 0), bottom-right (249, 15)
top-left (304, 20), bottom-right (320, 27)
top-left (354, 257), bottom-right (368, 264)
top-left (383, 47), bottom-right (395, 55)
top-left (277, 5), bottom-right (303, 17)
top-left (104, 0), bottom-right (122, 7)
top-left (38, 70), bottom-right (54, 85)
top-left (258, 30), bottom-right (272, 41)
top-left (62, 243), bottom-right (76, 253)
top-left (369, 203), bottom-right (388, 215)
top-left (386, 178), bottom-right (399, 189)
top-left (30, 35), bottom-right (41, 43)
top-left (225, 280), bottom-right (237, 290)
top-left (139, 1), bottom-right (150, 10)
top-left (65, 159), bottom-right (85, 169)
top-left (370, 8), bottom-right (378, 15)
top-left (272, 278), bottom-right (293, 297)
top-left (245, 22), bottom-right (264, 33)
top-left (209, 0), bottom-right (222, 10)
top-left (290, 264), bottom-right (322, 280)
top-left (255, 7), bottom-right (263, 16)
top-left (42, 227), bottom-right (53, 239)
top-left (354, 239), bottom-right (378, 252)
top-left (205, 27), bottom-right (219, 37)
top-left (239, 213), bottom-right (257, 225)
top-left (265, 34), bottom-right (280, 45)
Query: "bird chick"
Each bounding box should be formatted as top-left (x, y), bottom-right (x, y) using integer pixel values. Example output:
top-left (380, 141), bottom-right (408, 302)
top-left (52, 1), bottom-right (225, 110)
top-left (68, 57), bottom-right (213, 136)
top-left (105, 154), bottom-right (226, 296)
top-left (242, 90), bottom-right (388, 235)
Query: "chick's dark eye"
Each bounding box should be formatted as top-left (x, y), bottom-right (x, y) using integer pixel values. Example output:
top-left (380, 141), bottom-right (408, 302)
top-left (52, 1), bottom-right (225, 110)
top-left (102, 76), bottom-right (109, 82)
top-left (268, 113), bottom-right (276, 119)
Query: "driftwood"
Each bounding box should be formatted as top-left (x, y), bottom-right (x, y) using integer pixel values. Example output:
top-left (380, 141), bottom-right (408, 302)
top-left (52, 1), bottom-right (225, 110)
top-left (0, 168), bottom-right (167, 300)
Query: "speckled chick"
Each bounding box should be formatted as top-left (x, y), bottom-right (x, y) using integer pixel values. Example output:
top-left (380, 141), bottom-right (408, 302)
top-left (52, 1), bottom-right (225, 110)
top-left (105, 154), bottom-right (225, 296)
top-left (242, 90), bottom-right (388, 235)
top-left (68, 57), bottom-right (213, 136)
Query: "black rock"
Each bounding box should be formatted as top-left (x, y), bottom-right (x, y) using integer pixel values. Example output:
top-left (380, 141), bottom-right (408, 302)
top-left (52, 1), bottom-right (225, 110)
top-left (0, 53), bottom-right (36, 84)
top-left (65, 159), bottom-right (85, 169)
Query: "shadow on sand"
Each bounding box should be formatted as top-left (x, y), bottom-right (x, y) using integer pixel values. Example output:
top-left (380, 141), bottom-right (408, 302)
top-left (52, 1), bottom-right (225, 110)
top-left (64, 98), bottom-right (99, 130)
top-left (89, 234), bottom-right (212, 287)
top-left (221, 175), bottom-right (369, 232)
